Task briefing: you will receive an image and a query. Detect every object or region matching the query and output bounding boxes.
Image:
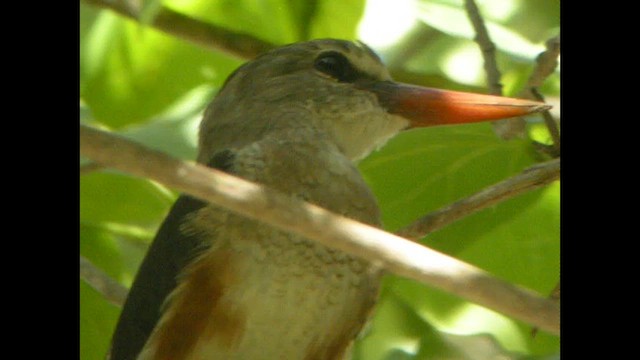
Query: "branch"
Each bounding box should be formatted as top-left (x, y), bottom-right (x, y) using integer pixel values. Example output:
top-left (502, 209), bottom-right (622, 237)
top-left (532, 280), bottom-right (560, 337)
top-left (396, 158), bottom-right (560, 240)
top-left (80, 161), bottom-right (104, 175)
top-left (522, 35), bottom-right (561, 154)
top-left (81, 0), bottom-right (275, 59)
top-left (80, 255), bottom-right (128, 307)
top-left (80, 0), bottom-right (536, 97)
top-left (81, 0), bottom-right (487, 91)
top-left (464, 0), bottom-right (502, 95)
top-left (523, 35), bottom-right (561, 91)
top-left (464, 0), bottom-right (528, 140)
top-left (80, 124), bottom-right (559, 335)
top-left (531, 88), bottom-right (561, 155)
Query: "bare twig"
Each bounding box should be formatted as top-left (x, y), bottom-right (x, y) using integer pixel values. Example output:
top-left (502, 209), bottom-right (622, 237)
top-left (464, 0), bottom-right (527, 139)
top-left (80, 124), bottom-right (560, 334)
top-left (521, 36), bottom-right (561, 154)
top-left (523, 36), bottom-right (561, 91)
top-left (531, 88), bottom-right (561, 155)
top-left (464, 0), bottom-right (502, 95)
top-left (80, 255), bottom-right (128, 307)
top-left (81, 0), bottom-right (275, 59)
top-left (396, 158), bottom-right (560, 240)
top-left (533, 141), bottom-right (559, 159)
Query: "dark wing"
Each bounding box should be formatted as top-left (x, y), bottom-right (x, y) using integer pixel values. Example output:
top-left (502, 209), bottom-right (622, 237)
top-left (109, 195), bottom-right (206, 360)
top-left (108, 150), bottom-right (236, 360)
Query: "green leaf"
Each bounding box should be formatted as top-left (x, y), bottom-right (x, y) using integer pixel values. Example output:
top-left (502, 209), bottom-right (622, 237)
top-left (81, 224), bottom-right (124, 282)
top-left (309, 0), bottom-right (367, 39)
top-left (167, 0), bottom-right (299, 43)
top-left (284, 0), bottom-right (319, 40)
top-left (416, 1), bottom-right (550, 61)
top-left (80, 281), bottom-right (121, 360)
top-left (80, 5), bottom-right (242, 128)
top-left (354, 289), bottom-right (546, 360)
top-left (139, 0), bottom-right (165, 25)
top-left (358, 123), bottom-right (559, 357)
top-left (80, 172), bottom-right (175, 228)
top-left (80, 0), bottom-right (367, 129)
top-left (120, 84), bottom-right (215, 160)
top-left (353, 288), bottom-right (429, 359)
top-left (81, 222), bottom-right (151, 287)
top-left (360, 123), bottom-right (538, 231)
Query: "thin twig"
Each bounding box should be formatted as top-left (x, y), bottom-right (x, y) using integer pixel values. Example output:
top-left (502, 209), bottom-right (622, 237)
top-left (80, 124), bottom-right (560, 334)
top-left (521, 35), bottom-right (561, 154)
top-left (531, 88), bottom-right (561, 155)
top-left (396, 159), bottom-right (560, 240)
top-left (523, 36), bottom-right (561, 91)
top-left (80, 255), bottom-right (128, 307)
top-left (464, 0), bottom-right (502, 95)
top-left (532, 141), bottom-right (559, 159)
top-left (81, 0), bottom-right (275, 59)
top-left (464, 0), bottom-right (528, 139)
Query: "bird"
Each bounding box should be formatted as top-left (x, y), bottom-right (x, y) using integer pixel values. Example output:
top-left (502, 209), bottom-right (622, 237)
top-left (108, 39), bottom-right (548, 360)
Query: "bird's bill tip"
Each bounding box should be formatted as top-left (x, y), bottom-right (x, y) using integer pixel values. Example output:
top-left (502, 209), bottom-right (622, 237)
top-left (368, 82), bottom-right (551, 127)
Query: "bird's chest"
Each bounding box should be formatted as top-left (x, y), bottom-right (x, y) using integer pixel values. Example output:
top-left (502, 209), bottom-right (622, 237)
top-left (166, 210), bottom-right (381, 360)
top-left (144, 140), bottom-right (383, 360)
top-left (237, 134), bottom-right (383, 224)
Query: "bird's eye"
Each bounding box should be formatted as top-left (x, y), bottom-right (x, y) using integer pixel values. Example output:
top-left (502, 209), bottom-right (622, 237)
top-left (314, 51), bottom-right (356, 82)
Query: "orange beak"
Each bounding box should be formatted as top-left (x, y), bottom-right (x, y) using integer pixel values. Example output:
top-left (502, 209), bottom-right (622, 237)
top-left (364, 81), bottom-right (550, 127)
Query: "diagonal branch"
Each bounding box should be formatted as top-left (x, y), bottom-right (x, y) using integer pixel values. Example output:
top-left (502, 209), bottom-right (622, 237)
top-left (80, 255), bottom-right (128, 307)
top-left (532, 280), bottom-right (560, 337)
top-left (81, 0), bottom-right (275, 59)
top-left (80, 124), bottom-right (559, 335)
top-left (397, 158), bottom-right (560, 240)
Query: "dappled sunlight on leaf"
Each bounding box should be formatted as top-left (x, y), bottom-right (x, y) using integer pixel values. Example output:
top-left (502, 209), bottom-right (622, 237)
top-left (354, 289), bottom-right (553, 360)
top-left (358, 122), bottom-right (558, 357)
top-left (120, 84), bottom-right (216, 159)
top-left (359, 123), bottom-right (536, 231)
top-left (80, 172), bottom-right (176, 227)
top-left (80, 7), bottom-right (241, 127)
top-left (417, 1), bottom-right (547, 61)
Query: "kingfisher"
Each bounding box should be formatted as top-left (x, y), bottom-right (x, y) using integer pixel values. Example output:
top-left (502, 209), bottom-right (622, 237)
top-left (108, 39), bottom-right (547, 360)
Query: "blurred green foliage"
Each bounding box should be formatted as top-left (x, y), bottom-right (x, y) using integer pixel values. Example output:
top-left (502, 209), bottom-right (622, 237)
top-left (80, 0), bottom-right (559, 359)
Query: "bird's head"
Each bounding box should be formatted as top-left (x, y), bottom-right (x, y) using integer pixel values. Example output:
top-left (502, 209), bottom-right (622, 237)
top-left (199, 39), bottom-right (549, 163)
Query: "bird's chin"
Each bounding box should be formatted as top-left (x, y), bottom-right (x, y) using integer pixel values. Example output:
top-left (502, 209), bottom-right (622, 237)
top-left (332, 113), bottom-right (410, 163)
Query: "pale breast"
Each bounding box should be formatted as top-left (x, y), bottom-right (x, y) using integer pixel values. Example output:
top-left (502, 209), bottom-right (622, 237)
top-left (139, 130), bottom-right (383, 360)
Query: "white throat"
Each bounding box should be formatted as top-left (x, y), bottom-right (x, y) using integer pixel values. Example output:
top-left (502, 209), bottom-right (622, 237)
top-left (330, 113), bottom-right (409, 162)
